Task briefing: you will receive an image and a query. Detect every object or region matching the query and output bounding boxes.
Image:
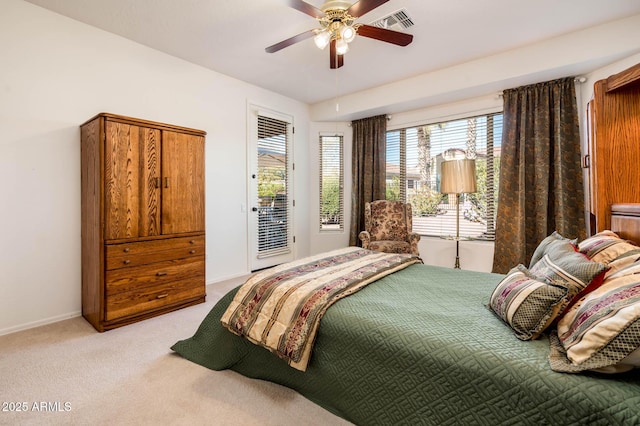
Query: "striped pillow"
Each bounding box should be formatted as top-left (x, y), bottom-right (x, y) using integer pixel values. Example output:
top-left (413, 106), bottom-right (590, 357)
top-left (578, 230), bottom-right (639, 265)
top-left (489, 264), bottom-right (567, 340)
top-left (604, 249), bottom-right (640, 279)
top-left (550, 272), bottom-right (640, 373)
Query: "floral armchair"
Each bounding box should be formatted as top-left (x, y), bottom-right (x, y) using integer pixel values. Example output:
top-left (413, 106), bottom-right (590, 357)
top-left (359, 200), bottom-right (421, 256)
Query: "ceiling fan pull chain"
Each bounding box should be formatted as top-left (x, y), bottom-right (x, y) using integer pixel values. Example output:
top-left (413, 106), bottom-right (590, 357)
top-left (335, 56), bottom-right (340, 113)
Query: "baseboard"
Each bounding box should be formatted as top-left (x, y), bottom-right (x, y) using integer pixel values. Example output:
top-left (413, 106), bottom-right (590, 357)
top-left (207, 271), bottom-right (251, 286)
top-left (1, 275), bottom-right (251, 338)
top-left (0, 311), bottom-right (82, 337)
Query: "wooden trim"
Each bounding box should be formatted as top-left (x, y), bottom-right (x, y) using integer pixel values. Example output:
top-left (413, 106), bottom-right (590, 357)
top-left (611, 203), bottom-right (640, 217)
top-left (81, 112), bottom-right (206, 136)
top-left (611, 203), bottom-right (640, 245)
top-left (606, 62), bottom-right (640, 92)
top-left (105, 232), bottom-right (204, 245)
top-left (99, 296), bottom-right (206, 331)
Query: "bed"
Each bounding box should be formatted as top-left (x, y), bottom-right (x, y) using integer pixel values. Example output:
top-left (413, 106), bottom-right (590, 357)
top-left (172, 206), bottom-right (640, 425)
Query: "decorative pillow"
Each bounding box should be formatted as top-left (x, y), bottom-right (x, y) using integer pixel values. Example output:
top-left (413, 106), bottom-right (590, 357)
top-left (529, 231), bottom-right (578, 269)
top-left (604, 249), bottom-right (640, 279)
top-left (489, 264), bottom-right (568, 340)
top-left (549, 273), bottom-right (640, 373)
top-left (578, 230), bottom-right (639, 265)
top-left (529, 239), bottom-right (608, 315)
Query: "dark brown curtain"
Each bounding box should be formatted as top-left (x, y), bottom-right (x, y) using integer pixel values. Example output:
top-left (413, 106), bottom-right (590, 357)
top-left (492, 77), bottom-right (586, 273)
top-left (349, 114), bottom-right (387, 246)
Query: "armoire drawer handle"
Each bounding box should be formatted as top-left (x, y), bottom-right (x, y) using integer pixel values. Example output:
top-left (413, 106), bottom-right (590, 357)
top-left (189, 240), bottom-right (195, 244)
top-left (123, 259), bottom-right (131, 265)
top-left (123, 248), bottom-right (130, 253)
top-left (156, 293), bottom-right (169, 299)
top-left (189, 250), bottom-right (196, 254)
top-left (156, 272), bottom-right (168, 277)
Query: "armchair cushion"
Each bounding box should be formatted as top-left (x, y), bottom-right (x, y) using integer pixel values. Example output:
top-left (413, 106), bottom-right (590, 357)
top-left (368, 240), bottom-right (412, 254)
top-left (368, 200), bottom-right (409, 241)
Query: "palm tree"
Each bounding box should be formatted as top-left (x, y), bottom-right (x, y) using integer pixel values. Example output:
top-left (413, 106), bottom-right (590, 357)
top-left (417, 126), bottom-right (432, 186)
top-left (466, 117), bottom-right (477, 159)
top-left (417, 123), bottom-right (447, 188)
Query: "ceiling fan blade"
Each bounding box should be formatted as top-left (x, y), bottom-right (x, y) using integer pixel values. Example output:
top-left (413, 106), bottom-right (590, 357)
top-left (357, 24), bottom-right (413, 46)
top-left (347, 0), bottom-right (390, 17)
top-left (287, 0), bottom-right (324, 18)
top-left (265, 30), bottom-right (315, 53)
top-left (329, 39), bottom-right (344, 69)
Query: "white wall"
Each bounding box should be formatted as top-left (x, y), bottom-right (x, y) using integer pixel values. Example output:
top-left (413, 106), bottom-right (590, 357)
top-left (0, 0), bottom-right (311, 335)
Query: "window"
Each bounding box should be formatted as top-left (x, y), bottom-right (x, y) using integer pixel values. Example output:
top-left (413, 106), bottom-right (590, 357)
top-left (319, 134), bottom-right (344, 231)
top-left (386, 112), bottom-right (502, 240)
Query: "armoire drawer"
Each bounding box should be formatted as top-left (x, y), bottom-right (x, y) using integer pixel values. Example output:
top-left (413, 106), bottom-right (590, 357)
top-left (105, 277), bottom-right (204, 321)
top-left (106, 236), bottom-right (204, 270)
top-left (105, 257), bottom-right (204, 295)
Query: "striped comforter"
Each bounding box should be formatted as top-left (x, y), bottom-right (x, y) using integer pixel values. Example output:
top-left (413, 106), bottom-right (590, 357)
top-left (220, 247), bottom-right (422, 371)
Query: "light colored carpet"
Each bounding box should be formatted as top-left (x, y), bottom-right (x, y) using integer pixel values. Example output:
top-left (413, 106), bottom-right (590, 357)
top-left (0, 278), bottom-right (351, 426)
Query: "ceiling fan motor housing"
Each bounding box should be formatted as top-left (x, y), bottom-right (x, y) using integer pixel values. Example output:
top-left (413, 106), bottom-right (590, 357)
top-left (320, 0), bottom-right (352, 12)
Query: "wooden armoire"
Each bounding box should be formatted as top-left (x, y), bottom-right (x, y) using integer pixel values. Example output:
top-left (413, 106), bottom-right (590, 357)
top-left (587, 62), bottom-right (640, 234)
top-left (80, 113), bottom-right (206, 332)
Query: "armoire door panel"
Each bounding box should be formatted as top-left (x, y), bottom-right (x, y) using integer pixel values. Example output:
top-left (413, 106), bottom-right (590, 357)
top-left (161, 131), bottom-right (205, 234)
top-left (138, 126), bottom-right (162, 237)
top-left (105, 121), bottom-right (141, 240)
top-left (104, 121), bottom-right (161, 239)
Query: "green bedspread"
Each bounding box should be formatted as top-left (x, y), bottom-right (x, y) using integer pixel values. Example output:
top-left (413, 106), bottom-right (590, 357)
top-left (172, 264), bottom-right (640, 425)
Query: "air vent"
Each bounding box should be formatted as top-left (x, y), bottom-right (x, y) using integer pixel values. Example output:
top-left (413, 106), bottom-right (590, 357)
top-left (370, 9), bottom-right (415, 31)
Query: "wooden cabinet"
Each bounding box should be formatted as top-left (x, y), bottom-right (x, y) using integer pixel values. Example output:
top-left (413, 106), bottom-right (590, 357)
top-left (81, 113), bottom-right (206, 331)
top-left (587, 63), bottom-right (640, 234)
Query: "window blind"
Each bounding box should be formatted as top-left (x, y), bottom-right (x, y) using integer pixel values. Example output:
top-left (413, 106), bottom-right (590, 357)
top-left (386, 112), bottom-right (502, 240)
top-left (257, 115), bottom-right (290, 257)
top-left (319, 135), bottom-right (344, 231)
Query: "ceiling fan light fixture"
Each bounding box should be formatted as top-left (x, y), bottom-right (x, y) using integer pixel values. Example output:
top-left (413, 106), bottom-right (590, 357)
top-left (335, 38), bottom-right (349, 55)
top-left (314, 29), bottom-right (331, 50)
top-left (265, 1), bottom-right (414, 69)
top-left (340, 24), bottom-right (356, 43)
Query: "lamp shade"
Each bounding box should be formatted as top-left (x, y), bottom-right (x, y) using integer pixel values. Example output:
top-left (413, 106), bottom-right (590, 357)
top-left (340, 24), bottom-right (356, 43)
top-left (314, 30), bottom-right (331, 50)
top-left (440, 159), bottom-right (477, 194)
top-left (335, 38), bottom-right (349, 55)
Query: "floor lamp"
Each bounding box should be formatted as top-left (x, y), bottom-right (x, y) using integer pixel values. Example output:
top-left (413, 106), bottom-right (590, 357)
top-left (440, 159), bottom-right (477, 269)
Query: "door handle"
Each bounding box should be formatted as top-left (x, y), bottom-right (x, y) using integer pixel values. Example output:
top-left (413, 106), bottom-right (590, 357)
top-left (252, 207), bottom-right (258, 212)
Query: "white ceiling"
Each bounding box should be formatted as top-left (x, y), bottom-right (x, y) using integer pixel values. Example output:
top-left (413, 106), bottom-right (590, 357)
top-left (23, 0), bottom-right (640, 111)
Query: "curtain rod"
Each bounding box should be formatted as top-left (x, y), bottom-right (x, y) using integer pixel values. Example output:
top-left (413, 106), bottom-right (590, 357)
top-left (496, 76), bottom-right (587, 98)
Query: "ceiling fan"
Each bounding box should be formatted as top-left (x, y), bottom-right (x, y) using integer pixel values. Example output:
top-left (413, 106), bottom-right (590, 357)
top-left (266, 0), bottom-right (414, 69)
